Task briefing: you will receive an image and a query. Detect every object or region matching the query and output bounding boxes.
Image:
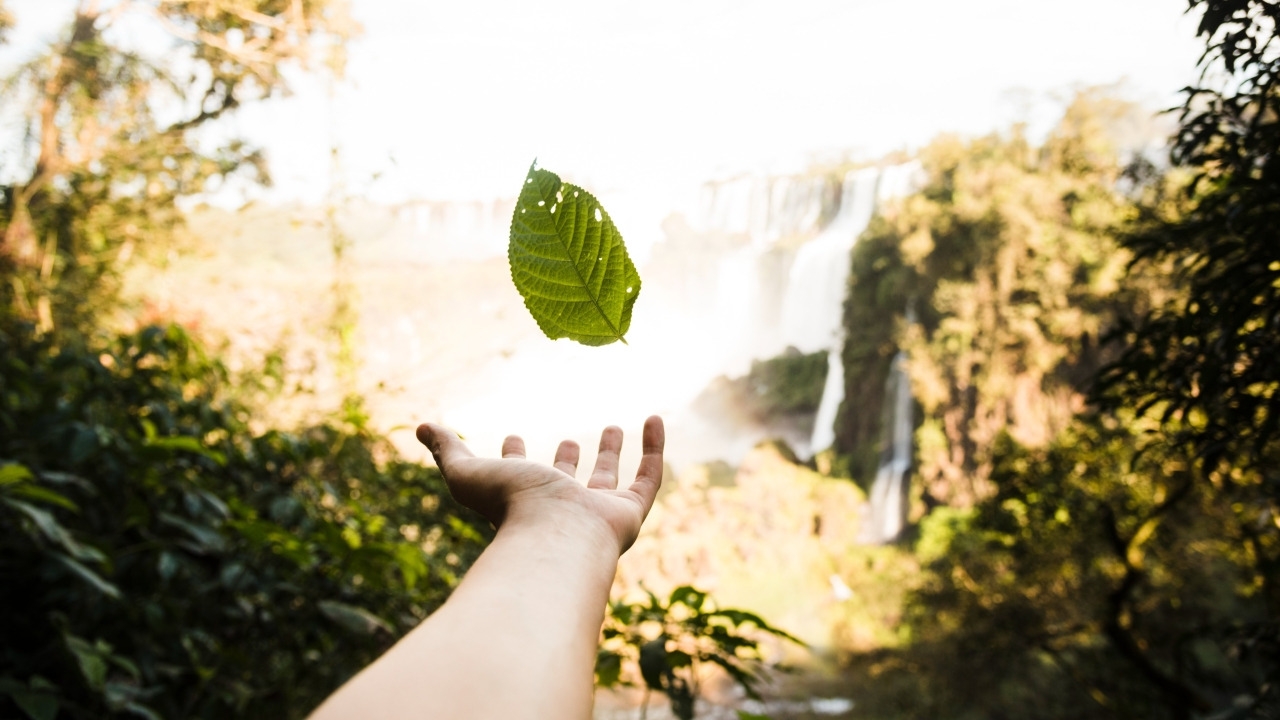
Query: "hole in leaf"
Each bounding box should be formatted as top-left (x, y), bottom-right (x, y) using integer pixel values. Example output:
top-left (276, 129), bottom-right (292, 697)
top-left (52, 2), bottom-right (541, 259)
top-left (550, 204), bottom-right (557, 214)
top-left (556, 190), bottom-right (564, 202)
top-left (526, 178), bottom-right (532, 183)
top-left (521, 208), bottom-right (526, 214)
top-left (594, 208), bottom-right (603, 222)
top-left (538, 200), bottom-right (546, 207)
top-left (626, 286), bottom-right (633, 293)
top-left (574, 191), bottom-right (579, 198)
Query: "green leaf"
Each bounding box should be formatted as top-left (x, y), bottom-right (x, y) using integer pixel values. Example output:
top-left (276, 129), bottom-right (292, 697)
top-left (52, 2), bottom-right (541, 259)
top-left (509, 162), bottom-right (641, 346)
top-left (0, 462), bottom-right (34, 486)
top-left (594, 649), bottom-right (623, 688)
top-left (666, 650), bottom-right (693, 669)
top-left (317, 600), bottom-right (393, 636)
top-left (8, 484), bottom-right (79, 512)
top-left (639, 638), bottom-right (669, 690)
top-left (53, 554), bottom-right (122, 599)
top-left (0, 676), bottom-right (59, 720)
top-left (4, 499), bottom-right (103, 562)
top-left (158, 512), bottom-right (227, 554)
top-left (669, 585), bottom-right (707, 612)
top-left (64, 636), bottom-right (109, 690)
top-left (145, 435), bottom-right (227, 466)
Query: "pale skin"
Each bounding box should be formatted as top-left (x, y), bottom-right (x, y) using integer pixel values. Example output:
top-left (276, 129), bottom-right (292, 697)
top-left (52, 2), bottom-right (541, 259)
top-left (308, 415), bottom-right (666, 720)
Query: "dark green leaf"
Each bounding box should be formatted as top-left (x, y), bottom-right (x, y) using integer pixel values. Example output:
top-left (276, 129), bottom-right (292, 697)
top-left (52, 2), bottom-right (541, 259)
top-left (639, 638), bottom-right (669, 690)
top-left (595, 650), bottom-right (623, 688)
top-left (158, 512), bottom-right (227, 554)
top-left (0, 676), bottom-right (59, 720)
top-left (53, 554), bottom-right (122, 599)
top-left (4, 499), bottom-right (104, 561)
top-left (669, 585), bottom-right (707, 611)
top-left (65, 636), bottom-right (109, 690)
top-left (667, 650), bottom-right (693, 669)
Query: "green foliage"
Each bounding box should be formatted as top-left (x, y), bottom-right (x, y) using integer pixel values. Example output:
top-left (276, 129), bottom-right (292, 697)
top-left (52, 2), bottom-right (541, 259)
top-left (693, 347), bottom-right (829, 442)
top-left (0, 319), bottom-right (492, 719)
top-left (0, 0), bottom-right (356, 333)
top-left (508, 163), bottom-right (641, 346)
top-left (835, 91), bottom-right (1143, 501)
top-left (1096, 0), bottom-right (1280, 597)
top-left (832, 77), bottom-right (1279, 719)
top-left (596, 585), bottom-right (800, 720)
top-left (741, 347), bottom-right (829, 417)
top-left (0, 1), bottom-right (11, 44)
top-left (0, 5), bottom-right (495, 720)
top-left (1086, 3), bottom-right (1280, 713)
top-left (866, 418), bottom-right (1274, 720)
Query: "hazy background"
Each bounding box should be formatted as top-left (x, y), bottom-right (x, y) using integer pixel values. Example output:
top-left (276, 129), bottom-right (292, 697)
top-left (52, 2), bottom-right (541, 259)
top-left (0, 0), bottom-right (1206, 476)
top-left (0, 0), bottom-right (1203, 474)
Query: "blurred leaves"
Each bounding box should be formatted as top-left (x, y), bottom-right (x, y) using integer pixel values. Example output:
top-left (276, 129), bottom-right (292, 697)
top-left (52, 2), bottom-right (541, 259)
top-left (837, 89), bottom-right (1147, 505)
top-left (0, 0), bottom-right (358, 333)
top-left (0, 321), bottom-right (492, 719)
top-left (0, 3), bottom-right (492, 720)
top-left (596, 584), bottom-right (801, 720)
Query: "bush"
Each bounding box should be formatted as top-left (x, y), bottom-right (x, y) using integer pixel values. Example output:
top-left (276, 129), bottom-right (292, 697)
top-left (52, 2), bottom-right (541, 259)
top-left (0, 320), bottom-right (492, 719)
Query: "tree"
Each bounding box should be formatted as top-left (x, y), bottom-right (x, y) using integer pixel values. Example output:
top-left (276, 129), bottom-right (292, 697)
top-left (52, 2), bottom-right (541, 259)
top-left (0, 5), bottom-right (501, 719)
top-left (834, 85), bottom-right (1280, 718)
top-left (885, 416), bottom-right (1274, 720)
top-left (835, 91), bottom-right (1145, 506)
top-left (1081, 2), bottom-right (1280, 715)
top-left (0, 321), bottom-right (492, 719)
top-left (1098, 0), bottom-right (1280, 509)
top-left (0, 0), bottom-right (358, 332)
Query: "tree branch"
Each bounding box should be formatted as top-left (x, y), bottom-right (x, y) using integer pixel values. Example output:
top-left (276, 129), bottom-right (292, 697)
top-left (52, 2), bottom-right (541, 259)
top-left (1098, 488), bottom-right (1208, 719)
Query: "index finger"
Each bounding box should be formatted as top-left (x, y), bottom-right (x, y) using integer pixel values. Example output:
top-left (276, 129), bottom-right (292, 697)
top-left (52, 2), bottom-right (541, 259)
top-left (624, 415), bottom-right (665, 514)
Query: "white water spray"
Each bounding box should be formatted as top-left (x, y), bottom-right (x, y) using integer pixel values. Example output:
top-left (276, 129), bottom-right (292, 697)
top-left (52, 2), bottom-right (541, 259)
top-left (862, 349), bottom-right (913, 543)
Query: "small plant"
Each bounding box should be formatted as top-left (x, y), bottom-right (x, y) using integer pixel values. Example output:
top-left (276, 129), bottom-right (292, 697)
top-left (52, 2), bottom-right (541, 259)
top-left (596, 585), bottom-right (802, 720)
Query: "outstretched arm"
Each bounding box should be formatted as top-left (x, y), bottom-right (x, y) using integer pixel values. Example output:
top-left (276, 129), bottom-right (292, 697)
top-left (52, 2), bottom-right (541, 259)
top-left (309, 416), bottom-right (665, 720)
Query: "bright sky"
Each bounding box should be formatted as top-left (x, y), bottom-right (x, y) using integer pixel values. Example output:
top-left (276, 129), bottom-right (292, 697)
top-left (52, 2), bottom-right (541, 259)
top-left (6, 0), bottom-right (1203, 204)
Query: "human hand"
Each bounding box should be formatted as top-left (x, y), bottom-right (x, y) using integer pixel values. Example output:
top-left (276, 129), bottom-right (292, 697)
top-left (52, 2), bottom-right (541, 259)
top-left (415, 416), bottom-right (665, 554)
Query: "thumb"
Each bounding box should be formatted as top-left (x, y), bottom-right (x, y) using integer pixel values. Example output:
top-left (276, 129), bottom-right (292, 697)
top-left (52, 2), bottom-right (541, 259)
top-left (416, 423), bottom-right (474, 472)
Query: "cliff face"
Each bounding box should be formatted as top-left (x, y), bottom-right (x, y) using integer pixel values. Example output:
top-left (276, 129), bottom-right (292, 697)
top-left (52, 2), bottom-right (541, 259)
top-left (835, 94), bottom-right (1149, 507)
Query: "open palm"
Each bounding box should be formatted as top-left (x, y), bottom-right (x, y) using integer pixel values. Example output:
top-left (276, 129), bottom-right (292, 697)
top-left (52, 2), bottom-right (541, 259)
top-left (416, 416), bottom-right (665, 553)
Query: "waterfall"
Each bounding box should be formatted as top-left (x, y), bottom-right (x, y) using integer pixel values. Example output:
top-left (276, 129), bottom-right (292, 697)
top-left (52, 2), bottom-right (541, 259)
top-left (781, 161), bottom-right (921, 457)
top-left (784, 161), bottom-right (921, 542)
top-left (862, 350), bottom-right (913, 543)
top-left (419, 160), bottom-right (923, 474)
top-left (778, 167), bottom-right (880, 354)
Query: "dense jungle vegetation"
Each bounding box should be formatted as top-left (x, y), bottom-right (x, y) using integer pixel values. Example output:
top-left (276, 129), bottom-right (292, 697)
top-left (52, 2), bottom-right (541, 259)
top-left (0, 2), bottom-right (498, 718)
top-left (2, 0), bottom-right (1278, 719)
top-left (832, 2), bottom-right (1280, 717)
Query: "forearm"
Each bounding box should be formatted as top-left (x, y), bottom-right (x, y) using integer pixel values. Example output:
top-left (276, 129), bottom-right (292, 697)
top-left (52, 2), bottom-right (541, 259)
top-left (309, 512), bottom-right (619, 720)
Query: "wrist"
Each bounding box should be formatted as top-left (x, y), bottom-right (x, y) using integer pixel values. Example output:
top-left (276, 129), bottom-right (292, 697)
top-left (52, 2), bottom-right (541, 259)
top-left (499, 502), bottom-right (623, 567)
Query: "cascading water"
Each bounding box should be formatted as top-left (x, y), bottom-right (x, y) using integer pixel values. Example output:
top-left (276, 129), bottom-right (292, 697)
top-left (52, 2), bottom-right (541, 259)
top-left (412, 161), bottom-right (922, 489)
top-left (778, 168), bottom-right (880, 354)
top-left (862, 349), bottom-right (913, 543)
top-left (777, 162), bottom-right (922, 457)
